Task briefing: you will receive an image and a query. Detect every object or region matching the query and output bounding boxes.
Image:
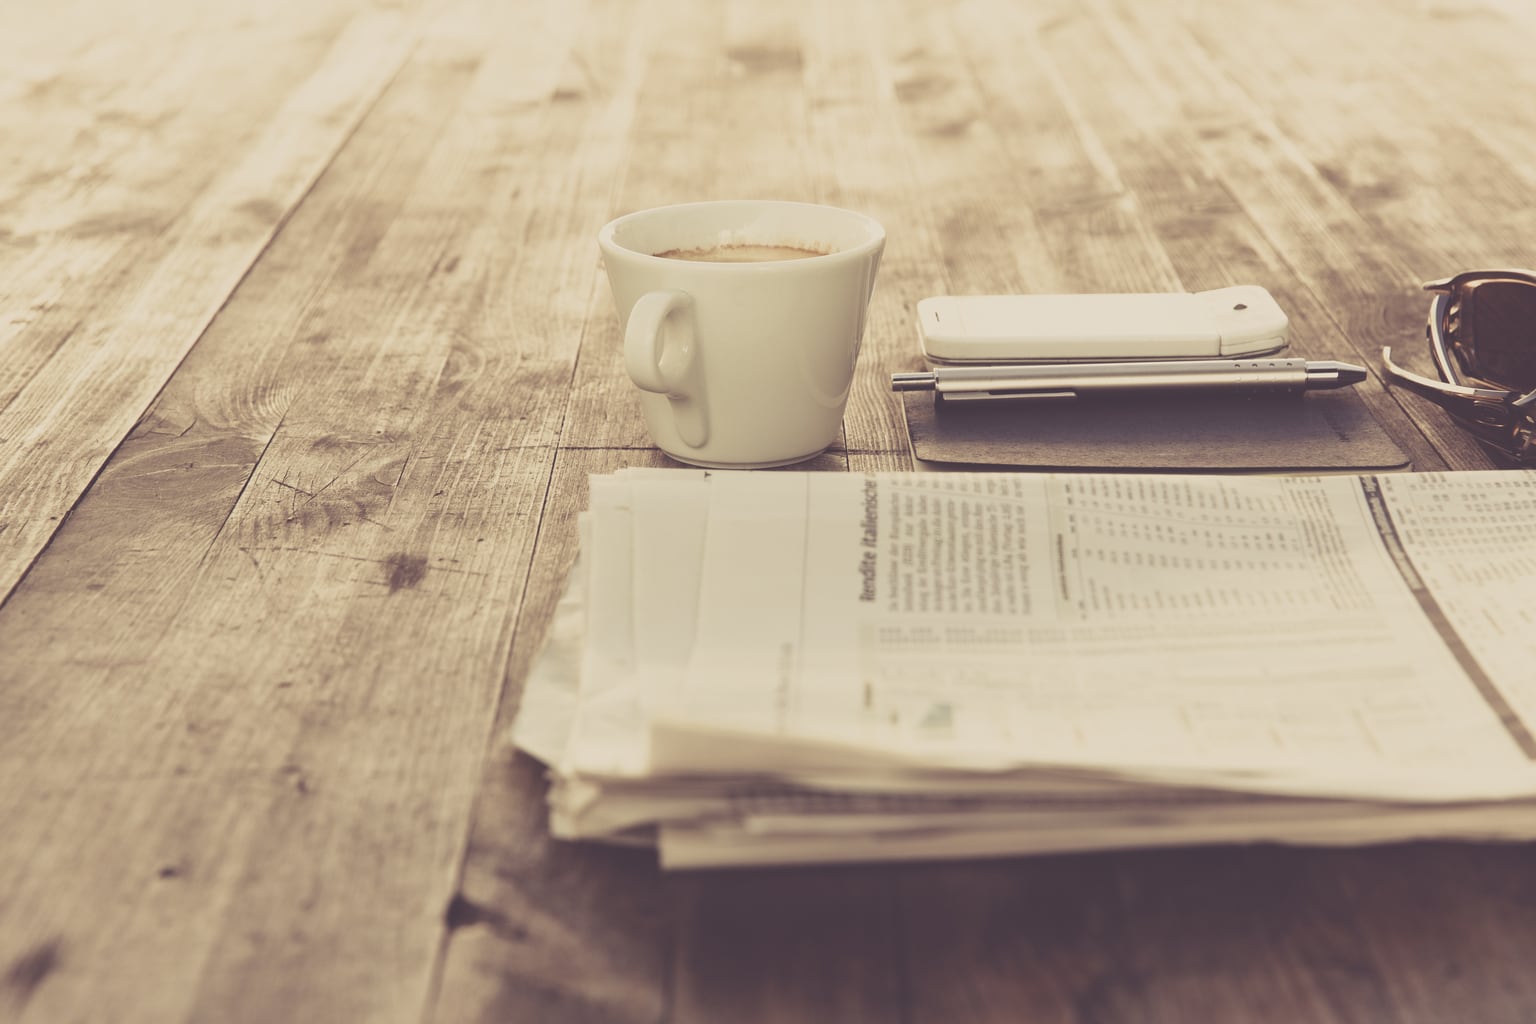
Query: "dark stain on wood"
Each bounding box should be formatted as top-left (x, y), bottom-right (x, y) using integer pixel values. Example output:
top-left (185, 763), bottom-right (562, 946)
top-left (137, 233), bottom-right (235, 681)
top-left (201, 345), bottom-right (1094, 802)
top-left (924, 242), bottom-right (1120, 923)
top-left (235, 198), bottom-right (285, 224)
top-left (928, 117), bottom-right (973, 137)
top-left (444, 893), bottom-right (528, 941)
top-left (65, 210), bottom-right (166, 239)
top-left (893, 73), bottom-right (951, 103)
top-left (725, 45), bottom-right (802, 74)
top-left (281, 762), bottom-right (313, 796)
top-left (4, 938), bottom-right (62, 1006)
top-left (384, 552), bottom-right (428, 592)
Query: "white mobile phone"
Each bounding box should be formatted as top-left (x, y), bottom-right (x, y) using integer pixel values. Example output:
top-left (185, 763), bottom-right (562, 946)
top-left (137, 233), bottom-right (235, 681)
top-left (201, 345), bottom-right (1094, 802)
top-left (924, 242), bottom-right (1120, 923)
top-left (916, 285), bottom-right (1289, 364)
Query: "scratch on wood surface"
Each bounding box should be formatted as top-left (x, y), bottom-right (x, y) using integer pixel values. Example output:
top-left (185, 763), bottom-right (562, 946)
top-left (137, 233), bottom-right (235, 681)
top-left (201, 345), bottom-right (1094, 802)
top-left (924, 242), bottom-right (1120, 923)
top-left (271, 444), bottom-right (379, 501)
top-left (268, 451), bottom-right (395, 530)
top-left (269, 476), bottom-right (317, 499)
top-left (305, 448), bottom-right (373, 507)
top-left (234, 546), bottom-right (488, 578)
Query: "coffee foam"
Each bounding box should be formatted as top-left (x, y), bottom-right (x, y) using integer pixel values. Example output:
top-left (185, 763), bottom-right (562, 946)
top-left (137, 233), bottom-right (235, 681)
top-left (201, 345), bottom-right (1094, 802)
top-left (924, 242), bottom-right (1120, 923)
top-left (657, 242), bottom-right (824, 262)
top-left (703, 234), bottom-right (834, 255)
top-left (701, 217), bottom-right (836, 257)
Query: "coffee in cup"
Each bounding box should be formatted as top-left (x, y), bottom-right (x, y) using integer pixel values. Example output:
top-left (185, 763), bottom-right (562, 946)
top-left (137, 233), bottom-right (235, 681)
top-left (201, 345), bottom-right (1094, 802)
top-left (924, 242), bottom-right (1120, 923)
top-left (654, 243), bottom-right (830, 263)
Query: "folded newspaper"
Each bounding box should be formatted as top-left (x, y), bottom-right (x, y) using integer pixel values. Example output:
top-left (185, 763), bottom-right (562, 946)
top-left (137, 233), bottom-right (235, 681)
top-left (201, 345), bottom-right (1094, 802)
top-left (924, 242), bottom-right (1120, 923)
top-left (513, 468), bottom-right (1536, 869)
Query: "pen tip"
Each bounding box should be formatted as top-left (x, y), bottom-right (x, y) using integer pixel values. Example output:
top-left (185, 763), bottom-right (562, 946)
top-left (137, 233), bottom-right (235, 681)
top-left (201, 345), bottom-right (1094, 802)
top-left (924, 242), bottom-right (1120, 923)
top-left (1309, 361), bottom-right (1368, 389)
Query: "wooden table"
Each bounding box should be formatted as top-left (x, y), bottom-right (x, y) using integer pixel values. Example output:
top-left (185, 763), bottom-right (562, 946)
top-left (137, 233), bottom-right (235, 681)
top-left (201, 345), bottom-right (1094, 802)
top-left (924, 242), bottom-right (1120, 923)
top-left (4, 0), bottom-right (1535, 1020)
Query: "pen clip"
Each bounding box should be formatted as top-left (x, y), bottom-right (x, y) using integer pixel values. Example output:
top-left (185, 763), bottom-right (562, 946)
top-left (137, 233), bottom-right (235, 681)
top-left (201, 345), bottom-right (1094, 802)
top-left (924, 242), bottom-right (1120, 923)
top-left (938, 389), bottom-right (1076, 403)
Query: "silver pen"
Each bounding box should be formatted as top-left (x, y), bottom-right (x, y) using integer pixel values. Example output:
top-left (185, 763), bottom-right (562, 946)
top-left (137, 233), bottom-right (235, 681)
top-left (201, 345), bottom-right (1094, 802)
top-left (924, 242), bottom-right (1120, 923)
top-left (891, 357), bottom-right (1368, 401)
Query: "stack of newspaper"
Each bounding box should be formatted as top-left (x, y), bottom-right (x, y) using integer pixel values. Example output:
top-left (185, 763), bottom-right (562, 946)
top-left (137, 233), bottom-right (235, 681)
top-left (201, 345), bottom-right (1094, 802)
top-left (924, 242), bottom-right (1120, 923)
top-left (512, 468), bottom-right (1536, 869)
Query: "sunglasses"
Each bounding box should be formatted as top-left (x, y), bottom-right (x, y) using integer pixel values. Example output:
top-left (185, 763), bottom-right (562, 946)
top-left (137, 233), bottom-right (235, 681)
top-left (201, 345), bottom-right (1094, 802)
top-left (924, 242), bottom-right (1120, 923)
top-left (1381, 269), bottom-right (1536, 465)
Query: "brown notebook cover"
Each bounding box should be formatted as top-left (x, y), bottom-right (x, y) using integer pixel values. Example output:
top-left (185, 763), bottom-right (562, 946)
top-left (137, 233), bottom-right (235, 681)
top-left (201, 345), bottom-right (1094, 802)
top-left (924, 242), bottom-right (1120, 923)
top-left (902, 388), bottom-right (1410, 472)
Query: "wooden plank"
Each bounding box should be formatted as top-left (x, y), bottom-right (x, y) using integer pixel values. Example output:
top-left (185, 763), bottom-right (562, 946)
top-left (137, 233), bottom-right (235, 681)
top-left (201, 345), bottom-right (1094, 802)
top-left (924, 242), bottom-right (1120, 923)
top-left (900, 0), bottom-right (1188, 297)
top-left (0, 1), bottom-right (604, 1020)
top-left (0, 1), bottom-right (495, 781)
top-left (872, 0), bottom-right (1075, 298)
top-left (428, 448), bottom-right (676, 1024)
top-left (1088, 0), bottom-right (1520, 468)
top-left (0, 0), bottom-right (434, 605)
top-left (798, 0), bottom-right (956, 461)
top-left (0, 22), bottom-right (476, 699)
top-left (985, 0), bottom-right (1447, 470)
top-left (667, 867), bottom-right (904, 1024)
top-left (898, 849), bottom-right (1362, 1024)
top-left (901, 843), bottom-right (1536, 1024)
top-left (1153, 0), bottom-right (1536, 467)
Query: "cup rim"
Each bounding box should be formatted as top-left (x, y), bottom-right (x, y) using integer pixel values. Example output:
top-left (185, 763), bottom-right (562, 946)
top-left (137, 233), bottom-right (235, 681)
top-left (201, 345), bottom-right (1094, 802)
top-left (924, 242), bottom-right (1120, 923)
top-left (597, 199), bottom-right (885, 271)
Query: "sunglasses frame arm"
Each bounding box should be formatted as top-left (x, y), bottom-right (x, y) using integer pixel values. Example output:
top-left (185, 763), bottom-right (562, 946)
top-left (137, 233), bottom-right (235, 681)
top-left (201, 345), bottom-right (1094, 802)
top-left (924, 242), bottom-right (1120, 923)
top-left (1382, 345), bottom-right (1536, 461)
top-left (1382, 289), bottom-right (1536, 412)
top-left (1423, 268), bottom-right (1536, 294)
top-left (1380, 345), bottom-right (1513, 422)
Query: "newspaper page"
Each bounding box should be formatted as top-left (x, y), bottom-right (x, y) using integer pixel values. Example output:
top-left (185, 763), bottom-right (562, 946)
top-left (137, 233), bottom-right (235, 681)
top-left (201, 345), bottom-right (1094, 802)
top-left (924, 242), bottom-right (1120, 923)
top-left (1374, 472), bottom-right (1536, 734)
top-left (647, 470), bottom-right (1536, 799)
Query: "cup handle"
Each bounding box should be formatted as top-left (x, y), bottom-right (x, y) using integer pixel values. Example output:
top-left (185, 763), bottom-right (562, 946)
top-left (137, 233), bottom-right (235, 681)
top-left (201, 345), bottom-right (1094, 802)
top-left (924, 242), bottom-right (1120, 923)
top-left (623, 289), bottom-right (708, 448)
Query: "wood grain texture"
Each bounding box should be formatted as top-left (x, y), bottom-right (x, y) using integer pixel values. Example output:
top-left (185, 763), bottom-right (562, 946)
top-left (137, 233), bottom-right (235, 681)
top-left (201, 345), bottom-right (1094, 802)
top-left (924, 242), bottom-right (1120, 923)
top-left (3, 0), bottom-right (1536, 1021)
top-left (0, 0), bottom-right (435, 605)
top-left (0, 1), bottom-right (585, 1020)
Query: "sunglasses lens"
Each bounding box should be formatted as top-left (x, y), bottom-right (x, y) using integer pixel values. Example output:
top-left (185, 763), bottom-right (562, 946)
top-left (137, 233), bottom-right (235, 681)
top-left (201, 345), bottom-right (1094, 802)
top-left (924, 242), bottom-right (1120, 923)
top-left (1459, 279), bottom-right (1536, 389)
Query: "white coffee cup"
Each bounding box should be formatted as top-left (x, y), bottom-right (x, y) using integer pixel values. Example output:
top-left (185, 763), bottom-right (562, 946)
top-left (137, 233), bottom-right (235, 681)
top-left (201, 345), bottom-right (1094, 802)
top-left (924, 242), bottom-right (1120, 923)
top-left (599, 200), bottom-right (885, 468)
